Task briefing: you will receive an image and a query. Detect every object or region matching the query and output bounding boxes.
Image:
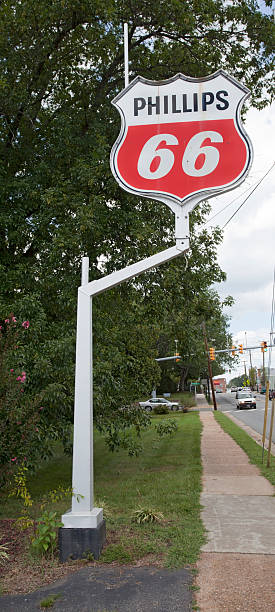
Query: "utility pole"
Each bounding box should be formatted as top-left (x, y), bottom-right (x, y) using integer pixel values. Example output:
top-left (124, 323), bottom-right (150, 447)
top-left (242, 360), bottom-right (247, 379)
top-left (245, 331), bottom-right (253, 387)
top-left (202, 322), bottom-right (217, 411)
top-left (262, 350), bottom-right (266, 387)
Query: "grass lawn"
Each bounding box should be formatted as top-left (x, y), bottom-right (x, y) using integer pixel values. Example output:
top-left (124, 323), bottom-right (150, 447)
top-left (0, 411), bottom-right (205, 595)
top-left (214, 411), bottom-right (275, 486)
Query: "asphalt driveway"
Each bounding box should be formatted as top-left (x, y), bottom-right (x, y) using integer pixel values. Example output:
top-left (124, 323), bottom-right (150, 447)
top-left (0, 566), bottom-right (193, 611)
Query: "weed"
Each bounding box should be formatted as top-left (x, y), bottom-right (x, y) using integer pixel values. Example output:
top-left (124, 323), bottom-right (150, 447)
top-left (82, 550), bottom-right (94, 561)
top-left (0, 543), bottom-right (9, 565)
top-left (131, 506), bottom-right (164, 524)
top-left (40, 593), bottom-right (62, 608)
top-left (100, 543), bottom-right (132, 564)
top-left (190, 584), bottom-right (200, 591)
top-left (31, 511), bottom-right (63, 556)
top-left (94, 498), bottom-right (112, 520)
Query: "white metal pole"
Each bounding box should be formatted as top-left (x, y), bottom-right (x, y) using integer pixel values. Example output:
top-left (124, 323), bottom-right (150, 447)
top-left (82, 256), bottom-right (89, 285)
top-left (124, 22), bottom-right (129, 88)
top-left (62, 257), bottom-right (103, 528)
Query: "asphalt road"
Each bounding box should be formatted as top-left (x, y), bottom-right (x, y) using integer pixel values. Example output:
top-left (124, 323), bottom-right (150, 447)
top-left (215, 392), bottom-right (275, 444)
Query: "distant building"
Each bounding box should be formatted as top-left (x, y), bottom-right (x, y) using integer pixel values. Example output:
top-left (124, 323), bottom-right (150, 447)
top-left (257, 367), bottom-right (275, 391)
top-left (213, 377), bottom-right (227, 392)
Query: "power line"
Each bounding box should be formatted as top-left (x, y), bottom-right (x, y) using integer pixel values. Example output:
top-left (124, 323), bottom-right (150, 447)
top-left (205, 179), bottom-right (260, 224)
top-left (221, 162), bottom-right (275, 229)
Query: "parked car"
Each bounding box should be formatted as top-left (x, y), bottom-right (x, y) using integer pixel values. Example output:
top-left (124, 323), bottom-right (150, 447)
top-left (236, 391), bottom-right (256, 410)
top-left (139, 397), bottom-right (179, 411)
top-left (231, 386), bottom-right (238, 392)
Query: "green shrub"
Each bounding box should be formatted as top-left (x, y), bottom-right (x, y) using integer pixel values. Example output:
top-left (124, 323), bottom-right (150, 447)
top-left (155, 419), bottom-right (178, 437)
top-left (153, 405), bottom-right (169, 414)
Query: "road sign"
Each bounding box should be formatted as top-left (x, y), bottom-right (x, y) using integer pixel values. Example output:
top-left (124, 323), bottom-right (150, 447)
top-left (110, 70), bottom-right (252, 209)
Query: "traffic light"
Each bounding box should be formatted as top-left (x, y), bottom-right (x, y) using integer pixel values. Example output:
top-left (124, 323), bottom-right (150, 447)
top-left (231, 345), bottom-right (236, 356)
top-left (209, 347), bottom-right (215, 361)
top-left (261, 341), bottom-right (268, 353)
top-left (239, 344), bottom-right (243, 354)
top-left (175, 352), bottom-right (180, 362)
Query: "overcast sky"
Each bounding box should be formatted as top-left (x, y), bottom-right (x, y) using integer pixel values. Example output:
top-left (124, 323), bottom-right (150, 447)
top-left (206, 100), bottom-right (275, 381)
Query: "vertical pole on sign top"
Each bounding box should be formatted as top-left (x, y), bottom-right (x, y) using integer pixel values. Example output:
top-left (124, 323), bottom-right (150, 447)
top-left (124, 23), bottom-right (129, 88)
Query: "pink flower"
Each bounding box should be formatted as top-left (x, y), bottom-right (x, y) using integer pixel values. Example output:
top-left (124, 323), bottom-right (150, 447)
top-left (35, 428), bottom-right (39, 432)
top-left (0, 326), bottom-right (2, 330)
top-left (17, 372), bottom-right (26, 383)
top-left (11, 457), bottom-right (17, 462)
top-left (39, 406), bottom-right (44, 410)
top-left (12, 316), bottom-right (17, 323)
top-left (10, 369), bottom-right (14, 373)
top-left (22, 320), bottom-right (30, 329)
top-left (5, 318), bottom-right (9, 323)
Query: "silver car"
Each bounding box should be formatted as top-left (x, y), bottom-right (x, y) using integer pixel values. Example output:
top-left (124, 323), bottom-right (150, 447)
top-left (139, 397), bottom-right (179, 411)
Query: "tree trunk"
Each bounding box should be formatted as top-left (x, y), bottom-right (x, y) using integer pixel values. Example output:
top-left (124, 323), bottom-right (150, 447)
top-left (179, 366), bottom-right (189, 391)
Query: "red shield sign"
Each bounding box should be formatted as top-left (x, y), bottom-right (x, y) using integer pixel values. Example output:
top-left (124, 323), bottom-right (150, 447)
top-left (110, 70), bottom-right (252, 208)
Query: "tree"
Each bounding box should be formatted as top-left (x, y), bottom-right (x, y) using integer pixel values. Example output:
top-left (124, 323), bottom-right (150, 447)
top-left (1, 1), bottom-right (274, 453)
top-left (228, 374), bottom-right (247, 388)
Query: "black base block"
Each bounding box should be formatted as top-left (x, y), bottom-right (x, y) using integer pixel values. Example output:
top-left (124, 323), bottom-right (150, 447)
top-left (58, 520), bottom-right (106, 562)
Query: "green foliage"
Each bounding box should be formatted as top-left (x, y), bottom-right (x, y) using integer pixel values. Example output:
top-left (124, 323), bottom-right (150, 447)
top-left (153, 404), bottom-right (169, 415)
top-left (131, 506), bottom-right (164, 524)
top-left (170, 392), bottom-right (196, 408)
top-left (9, 466), bottom-right (33, 508)
top-left (39, 594), bottom-right (62, 609)
top-left (0, 317), bottom-right (45, 483)
top-left (2, 412), bottom-right (205, 566)
top-left (155, 418), bottom-right (178, 437)
top-left (10, 467), bottom-right (71, 556)
top-left (31, 511), bottom-right (63, 556)
top-left (157, 373), bottom-right (177, 394)
top-left (228, 374), bottom-right (247, 388)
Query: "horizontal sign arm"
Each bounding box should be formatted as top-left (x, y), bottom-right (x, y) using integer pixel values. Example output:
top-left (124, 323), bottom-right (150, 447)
top-left (80, 243), bottom-right (188, 298)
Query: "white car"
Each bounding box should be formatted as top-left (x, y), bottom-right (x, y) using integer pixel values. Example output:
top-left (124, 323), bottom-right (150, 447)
top-left (139, 397), bottom-right (179, 411)
top-left (236, 392), bottom-right (256, 410)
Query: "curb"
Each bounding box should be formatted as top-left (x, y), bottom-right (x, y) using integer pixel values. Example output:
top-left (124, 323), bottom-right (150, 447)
top-left (225, 411), bottom-right (275, 457)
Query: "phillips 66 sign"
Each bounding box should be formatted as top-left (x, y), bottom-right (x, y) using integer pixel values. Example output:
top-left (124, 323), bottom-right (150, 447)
top-left (110, 70), bottom-right (252, 207)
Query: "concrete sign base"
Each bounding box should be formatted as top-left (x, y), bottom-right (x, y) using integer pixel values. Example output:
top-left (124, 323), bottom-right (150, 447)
top-left (58, 521), bottom-right (106, 562)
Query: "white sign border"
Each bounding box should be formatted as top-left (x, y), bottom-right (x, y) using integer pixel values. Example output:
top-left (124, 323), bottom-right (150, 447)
top-left (110, 69), bottom-right (253, 209)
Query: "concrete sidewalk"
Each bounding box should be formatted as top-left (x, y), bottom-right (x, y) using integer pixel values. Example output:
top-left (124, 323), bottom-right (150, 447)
top-left (196, 410), bottom-right (275, 611)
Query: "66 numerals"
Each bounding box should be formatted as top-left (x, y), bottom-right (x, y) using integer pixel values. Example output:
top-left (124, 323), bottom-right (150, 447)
top-left (137, 130), bottom-right (223, 180)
